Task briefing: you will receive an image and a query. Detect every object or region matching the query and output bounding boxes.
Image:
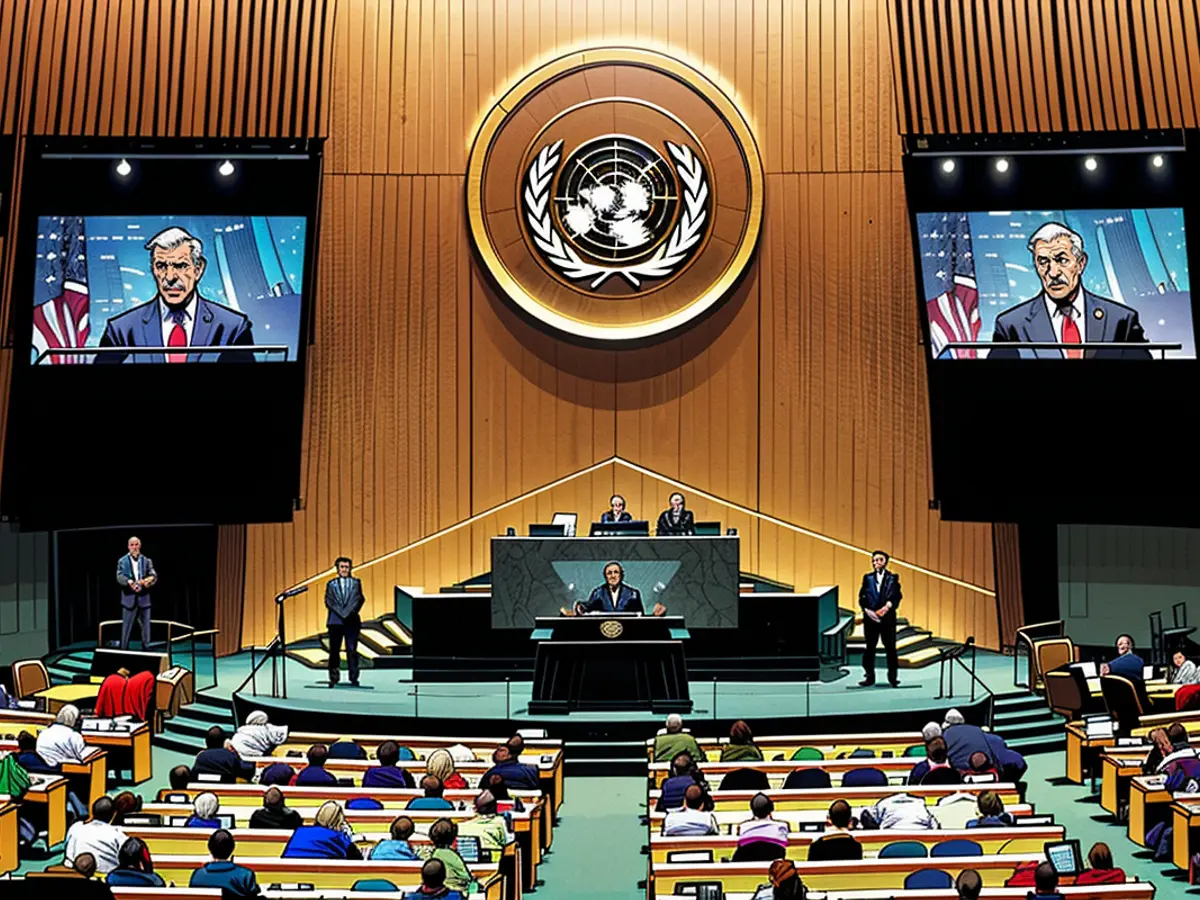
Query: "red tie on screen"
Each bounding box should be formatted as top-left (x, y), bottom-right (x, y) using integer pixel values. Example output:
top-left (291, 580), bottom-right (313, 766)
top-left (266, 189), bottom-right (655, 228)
top-left (1061, 309), bottom-right (1082, 359)
top-left (167, 320), bottom-right (187, 363)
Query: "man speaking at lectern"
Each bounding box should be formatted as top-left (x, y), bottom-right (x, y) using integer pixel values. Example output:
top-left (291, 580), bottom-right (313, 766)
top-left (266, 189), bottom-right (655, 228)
top-left (569, 561), bottom-right (667, 616)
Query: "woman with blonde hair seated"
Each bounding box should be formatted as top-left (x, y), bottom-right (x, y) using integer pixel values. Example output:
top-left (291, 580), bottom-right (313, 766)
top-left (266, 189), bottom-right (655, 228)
top-left (426, 747), bottom-right (468, 790)
top-left (282, 800), bottom-right (363, 859)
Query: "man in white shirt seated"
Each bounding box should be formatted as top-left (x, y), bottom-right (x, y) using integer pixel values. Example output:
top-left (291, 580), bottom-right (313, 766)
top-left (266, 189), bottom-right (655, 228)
top-left (36, 704), bottom-right (90, 768)
top-left (863, 792), bottom-right (938, 830)
top-left (662, 784), bottom-right (719, 836)
top-left (65, 796), bottom-right (129, 874)
top-left (932, 790), bottom-right (981, 830)
top-left (737, 792), bottom-right (788, 848)
top-left (229, 709), bottom-right (290, 758)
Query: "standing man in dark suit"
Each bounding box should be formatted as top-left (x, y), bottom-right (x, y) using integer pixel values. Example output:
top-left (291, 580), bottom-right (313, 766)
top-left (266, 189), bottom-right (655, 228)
top-left (116, 536), bottom-right (157, 649)
top-left (324, 556), bottom-right (365, 687)
top-left (858, 550), bottom-right (902, 688)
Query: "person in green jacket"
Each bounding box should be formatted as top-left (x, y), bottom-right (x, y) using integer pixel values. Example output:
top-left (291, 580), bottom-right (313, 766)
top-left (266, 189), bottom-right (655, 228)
top-left (721, 720), bottom-right (764, 762)
top-left (421, 818), bottom-right (473, 893)
top-left (653, 714), bottom-right (703, 762)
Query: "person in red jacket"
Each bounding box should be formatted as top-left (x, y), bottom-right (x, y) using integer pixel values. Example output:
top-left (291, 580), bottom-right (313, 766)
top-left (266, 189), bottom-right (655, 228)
top-left (1075, 842), bottom-right (1126, 885)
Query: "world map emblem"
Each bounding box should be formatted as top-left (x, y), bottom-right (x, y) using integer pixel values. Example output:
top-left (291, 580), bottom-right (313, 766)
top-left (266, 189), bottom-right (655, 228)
top-left (467, 48), bottom-right (764, 343)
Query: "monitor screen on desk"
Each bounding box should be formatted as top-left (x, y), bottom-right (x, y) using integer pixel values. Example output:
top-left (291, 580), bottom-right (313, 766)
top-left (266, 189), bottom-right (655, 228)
top-left (589, 520), bottom-right (651, 536)
top-left (1045, 839), bottom-right (1083, 876)
top-left (456, 835), bottom-right (481, 863)
top-left (529, 523), bottom-right (567, 537)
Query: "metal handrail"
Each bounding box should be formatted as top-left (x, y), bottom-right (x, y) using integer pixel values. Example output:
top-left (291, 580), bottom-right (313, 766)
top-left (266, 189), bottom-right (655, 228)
top-left (96, 618), bottom-right (219, 689)
top-left (239, 638), bottom-right (281, 698)
top-left (936, 637), bottom-right (994, 727)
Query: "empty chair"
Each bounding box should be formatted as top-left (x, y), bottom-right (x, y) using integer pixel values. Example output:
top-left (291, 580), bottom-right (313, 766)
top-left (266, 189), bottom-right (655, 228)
top-left (1100, 674), bottom-right (1145, 732)
top-left (790, 747), bottom-right (824, 761)
top-left (396, 746), bottom-right (417, 761)
top-left (904, 868), bottom-right (954, 890)
top-left (719, 768), bottom-right (771, 791)
top-left (1044, 670), bottom-right (1086, 721)
top-left (783, 768), bottom-right (831, 790)
top-left (879, 841), bottom-right (928, 858)
top-left (843, 748), bottom-right (876, 759)
top-left (731, 841), bottom-right (787, 862)
top-left (347, 797), bottom-right (385, 810)
top-left (919, 766), bottom-right (963, 786)
top-left (351, 879), bottom-right (400, 892)
top-left (902, 745), bottom-right (925, 757)
top-left (931, 839), bottom-right (982, 857)
top-left (841, 767), bottom-right (887, 788)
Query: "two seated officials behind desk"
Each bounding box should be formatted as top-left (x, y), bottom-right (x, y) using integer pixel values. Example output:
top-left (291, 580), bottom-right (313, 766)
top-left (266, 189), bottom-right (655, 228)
top-left (599, 492), bottom-right (697, 536)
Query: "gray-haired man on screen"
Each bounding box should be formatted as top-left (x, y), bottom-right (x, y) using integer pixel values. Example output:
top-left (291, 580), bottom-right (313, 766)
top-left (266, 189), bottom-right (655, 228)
top-left (989, 221), bottom-right (1150, 359)
top-left (96, 226), bottom-right (255, 363)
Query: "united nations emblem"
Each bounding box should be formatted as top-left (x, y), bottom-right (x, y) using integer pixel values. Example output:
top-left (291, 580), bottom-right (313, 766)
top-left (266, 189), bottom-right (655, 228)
top-left (467, 48), bottom-right (763, 343)
top-left (599, 619), bottom-right (624, 639)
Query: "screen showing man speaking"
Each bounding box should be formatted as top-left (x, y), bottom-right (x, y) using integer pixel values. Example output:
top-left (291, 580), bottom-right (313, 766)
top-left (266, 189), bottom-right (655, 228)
top-left (917, 208), bottom-right (1192, 359)
top-left (30, 214), bottom-right (306, 364)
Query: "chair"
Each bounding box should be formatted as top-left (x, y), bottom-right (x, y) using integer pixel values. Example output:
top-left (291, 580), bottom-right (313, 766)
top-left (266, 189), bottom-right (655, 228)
top-left (783, 768), bottom-right (831, 790)
top-left (347, 797), bottom-right (384, 810)
top-left (396, 746), bottom-right (416, 761)
top-left (902, 745), bottom-right (926, 757)
top-left (1150, 611), bottom-right (1164, 667)
top-left (731, 841), bottom-right (787, 862)
top-left (931, 839), bottom-right (982, 857)
top-left (328, 740), bottom-right (367, 760)
top-left (919, 766), bottom-right (963, 786)
top-left (790, 747), bottom-right (824, 761)
top-left (350, 880), bottom-right (399, 892)
top-left (1032, 638), bottom-right (1075, 691)
top-left (1175, 602), bottom-right (1189, 629)
top-left (844, 748), bottom-right (876, 759)
top-left (905, 869), bottom-right (953, 890)
top-left (719, 768), bottom-right (771, 791)
top-left (878, 841), bottom-right (928, 858)
top-left (1044, 670), bottom-right (1086, 720)
top-left (841, 767), bottom-right (887, 788)
top-left (1100, 674), bottom-right (1145, 732)
top-left (12, 660), bottom-right (50, 699)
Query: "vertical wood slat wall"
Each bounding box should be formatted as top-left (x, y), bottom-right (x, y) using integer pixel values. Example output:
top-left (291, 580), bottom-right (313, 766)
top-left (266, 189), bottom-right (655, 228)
top-left (7, 1), bottom-right (1196, 654)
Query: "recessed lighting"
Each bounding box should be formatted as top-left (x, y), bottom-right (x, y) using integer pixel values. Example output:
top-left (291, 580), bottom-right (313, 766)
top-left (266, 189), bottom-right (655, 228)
top-left (1151, 154), bottom-right (1165, 168)
top-left (115, 159), bottom-right (132, 178)
top-left (1084, 156), bottom-right (1098, 172)
top-left (940, 159), bottom-right (956, 174)
top-left (218, 160), bottom-right (235, 177)
top-left (994, 158), bottom-right (1010, 173)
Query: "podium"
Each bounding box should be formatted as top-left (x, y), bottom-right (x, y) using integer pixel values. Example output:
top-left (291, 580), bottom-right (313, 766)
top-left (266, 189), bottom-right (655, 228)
top-left (529, 615), bottom-right (692, 714)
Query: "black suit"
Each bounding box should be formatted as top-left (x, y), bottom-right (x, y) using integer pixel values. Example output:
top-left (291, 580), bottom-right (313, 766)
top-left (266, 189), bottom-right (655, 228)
top-left (858, 569), bottom-right (902, 685)
top-left (324, 576), bottom-right (366, 684)
top-left (656, 509), bottom-right (695, 536)
top-left (806, 832), bottom-right (863, 861)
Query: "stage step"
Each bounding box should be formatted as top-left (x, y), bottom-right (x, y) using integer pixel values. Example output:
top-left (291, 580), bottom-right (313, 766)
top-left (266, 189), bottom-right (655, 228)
top-left (989, 688), bottom-right (1065, 753)
top-left (564, 740), bottom-right (648, 776)
top-left (381, 619), bottom-right (413, 646)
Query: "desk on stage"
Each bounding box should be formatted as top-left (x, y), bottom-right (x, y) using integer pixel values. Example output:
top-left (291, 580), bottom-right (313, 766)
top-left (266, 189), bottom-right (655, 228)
top-left (491, 535), bottom-right (739, 628)
top-left (529, 615), bottom-right (692, 713)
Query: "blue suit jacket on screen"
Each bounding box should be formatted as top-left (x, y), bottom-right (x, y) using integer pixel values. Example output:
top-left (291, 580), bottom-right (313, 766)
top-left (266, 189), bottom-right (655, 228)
top-left (988, 289), bottom-right (1151, 359)
top-left (97, 294), bottom-right (255, 363)
top-left (579, 583), bottom-right (644, 614)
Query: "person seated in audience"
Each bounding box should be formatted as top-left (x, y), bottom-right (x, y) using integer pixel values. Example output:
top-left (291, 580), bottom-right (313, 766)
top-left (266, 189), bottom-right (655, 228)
top-left (656, 492), bottom-right (696, 536)
top-left (600, 493), bottom-right (633, 523)
top-left (1141, 727), bottom-right (1175, 774)
top-left (1099, 634), bottom-right (1144, 681)
top-left (169, 764), bottom-right (193, 790)
top-left (483, 744), bottom-right (539, 790)
top-left (1157, 726), bottom-right (1200, 792)
top-left (39, 850), bottom-right (99, 880)
top-left (189, 829), bottom-right (261, 897)
top-left (408, 774), bottom-right (455, 810)
top-left (405, 857), bottom-right (464, 900)
top-left (364, 739), bottom-right (416, 788)
top-left (943, 708), bottom-right (1027, 783)
top-left (962, 750), bottom-right (999, 781)
top-left (229, 710), bottom-right (289, 758)
top-left (863, 791), bottom-right (937, 829)
top-left (458, 790), bottom-right (512, 850)
top-left (192, 725), bottom-right (255, 782)
top-left (933, 789), bottom-right (981, 829)
top-left (908, 737), bottom-right (959, 785)
top-left (371, 814), bottom-right (422, 860)
top-left (1075, 841), bottom-right (1126, 885)
top-left (249, 786), bottom-right (303, 830)
top-left (955, 869), bottom-right (983, 900)
top-left (15, 730), bottom-right (54, 773)
top-left (95, 667), bottom-right (155, 720)
top-left (807, 799), bottom-right (862, 861)
top-left (186, 791), bottom-right (222, 828)
top-left (294, 742), bottom-right (339, 785)
top-left (658, 752), bottom-right (702, 812)
top-left (423, 817), bottom-right (473, 893)
top-left (751, 859), bottom-right (807, 900)
top-left (1028, 860), bottom-right (1067, 900)
top-left (662, 783), bottom-right (719, 835)
top-left (259, 761), bottom-right (296, 785)
top-left (721, 720), bottom-right (763, 761)
top-left (736, 792), bottom-right (788, 850)
top-left (427, 747), bottom-right (469, 790)
top-left (1172, 650), bottom-right (1200, 684)
top-left (922, 721), bottom-right (943, 741)
top-left (965, 790), bottom-right (1013, 828)
top-left (328, 735), bottom-right (368, 759)
top-left (482, 773), bottom-right (525, 813)
top-left (65, 796), bottom-right (129, 874)
top-left (112, 791), bottom-right (143, 825)
top-left (282, 800), bottom-right (363, 859)
top-left (105, 837), bottom-right (165, 887)
top-left (654, 713), bottom-right (703, 762)
top-left (36, 703), bottom-right (89, 768)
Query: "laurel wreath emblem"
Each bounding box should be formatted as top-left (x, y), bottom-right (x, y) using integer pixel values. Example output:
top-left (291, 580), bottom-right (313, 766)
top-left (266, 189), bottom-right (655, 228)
top-left (523, 139), bottom-right (710, 289)
top-left (599, 619), bottom-right (625, 639)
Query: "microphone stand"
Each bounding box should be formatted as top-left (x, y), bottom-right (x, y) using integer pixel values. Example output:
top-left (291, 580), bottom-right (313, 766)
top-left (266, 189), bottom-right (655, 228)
top-left (274, 586), bottom-right (309, 699)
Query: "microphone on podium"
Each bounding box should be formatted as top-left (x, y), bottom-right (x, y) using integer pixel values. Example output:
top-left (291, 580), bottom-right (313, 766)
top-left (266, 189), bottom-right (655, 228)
top-left (275, 585), bottom-right (309, 603)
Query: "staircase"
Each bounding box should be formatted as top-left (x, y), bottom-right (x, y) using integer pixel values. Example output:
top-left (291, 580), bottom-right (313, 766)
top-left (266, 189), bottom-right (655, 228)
top-left (286, 614), bottom-right (413, 671)
top-left (846, 615), bottom-right (943, 669)
top-left (155, 693), bottom-right (238, 755)
top-left (989, 689), bottom-right (1065, 753)
top-left (46, 646), bottom-right (94, 685)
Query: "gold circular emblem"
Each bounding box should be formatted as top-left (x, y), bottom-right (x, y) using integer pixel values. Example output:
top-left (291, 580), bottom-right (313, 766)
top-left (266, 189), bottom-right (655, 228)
top-left (467, 47), bottom-right (764, 343)
top-left (599, 619), bottom-right (625, 639)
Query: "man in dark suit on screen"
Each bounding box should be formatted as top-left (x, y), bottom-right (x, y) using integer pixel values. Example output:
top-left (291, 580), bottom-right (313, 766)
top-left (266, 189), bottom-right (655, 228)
top-left (859, 550), bottom-right (902, 688)
top-left (566, 561), bottom-right (667, 616)
top-left (989, 222), bottom-right (1151, 359)
top-left (116, 536), bottom-right (157, 649)
top-left (97, 226), bottom-right (255, 363)
top-left (324, 556), bottom-right (365, 687)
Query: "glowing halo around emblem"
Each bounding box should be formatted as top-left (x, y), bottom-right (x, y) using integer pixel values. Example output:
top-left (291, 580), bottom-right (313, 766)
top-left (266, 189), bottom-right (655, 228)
top-left (466, 47), bottom-right (764, 344)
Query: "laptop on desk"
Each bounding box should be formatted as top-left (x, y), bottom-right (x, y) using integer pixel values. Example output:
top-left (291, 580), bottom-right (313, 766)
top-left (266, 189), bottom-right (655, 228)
top-left (589, 520), bottom-right (650, 536)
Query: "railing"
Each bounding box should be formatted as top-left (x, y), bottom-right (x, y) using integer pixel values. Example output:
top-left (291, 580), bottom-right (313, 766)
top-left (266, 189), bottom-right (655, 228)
top-left (934, 636), bottom-right (994, 727)
top-left (1012, 620), bottom-right (1066, 689)
top-left (96, 618), bottom-right (220, 689)
top-left (238, 637), bottom-right (282, 698)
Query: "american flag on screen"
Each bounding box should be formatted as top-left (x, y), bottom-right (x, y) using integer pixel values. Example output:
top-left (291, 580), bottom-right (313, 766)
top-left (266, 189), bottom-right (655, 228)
top-left (32, 216), bottom-right (90, 364)
top-left (925, 213), bottom-right (980, 359)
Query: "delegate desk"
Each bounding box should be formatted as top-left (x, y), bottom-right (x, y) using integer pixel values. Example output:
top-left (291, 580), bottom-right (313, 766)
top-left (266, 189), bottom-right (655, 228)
top-left (0, 801), bottom-right (18, 875)
top-left (1099, 748), bottom-right (1153, 814)
top-left (717, 887), bottom-right (1155, 900)
top-left (0, 738), bottom-right (107, 808)
top-left (1065, 715), bottom-right (1200, 784)
top-left (531, 615), bottom-right (690, 713)
top-left (648, 758), bottom-right (921, 791)
top-left (648, 804), bottom-right (1035, 834)
top-left (647, 784), bottom-right (1021, 814)
top-left (1128, 775), bottom-right (1173, 847)
top-left (645, 731), bottom-right (926, 763)
top-left (2, 774), bottom-right (70, 847)
top-left (0, 709), bottom-right (152, 784)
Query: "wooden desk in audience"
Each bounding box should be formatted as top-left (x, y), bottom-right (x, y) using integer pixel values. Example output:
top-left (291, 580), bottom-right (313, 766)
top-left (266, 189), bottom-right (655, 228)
top-left (648, 825), bottom-right (1064, 863)
top-left (1099, 750), bottom-right (1152, 814)
top-left (723, 888), bottom-right (1155, 900)
top-left (0, 801), bottom-right (18, 876)
top-left (648, 804), bottom-right (1036, 834)
top-left (1065, 715), bottom-right (1200, 784)
top-left (648, 758), bottom-right (919, 791)
top-left (648, 784), bottom-right (1021, 813)
top-left (0, 710), bottom-right (152, 784)
top-left (1128, 775), bottom-right (1173, 847)
top-left (0, 739), bottom-right (108, 810)
top-left (3, 775), bottom-right (69, 847)
top-left (645, 732), bottom-right (925, 763)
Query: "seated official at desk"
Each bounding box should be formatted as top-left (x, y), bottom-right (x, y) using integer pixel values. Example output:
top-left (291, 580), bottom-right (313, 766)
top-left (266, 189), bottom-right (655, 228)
top-left (600, 493), bottom-right (633, 523)
top-left (1100, 633), bottom-right (1144, 680)
top-left (656, 492), bottom-right (695, 536)
top-left (567, 561), bottom-right (667, 616)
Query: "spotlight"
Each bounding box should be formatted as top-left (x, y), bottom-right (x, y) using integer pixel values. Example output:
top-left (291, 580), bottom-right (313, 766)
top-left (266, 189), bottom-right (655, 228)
top-left (1151, 154), bottom-right (1165, 168)
top-left (940, 159), bottom-right (956, 174)
top-left (218, 160), bottom-right (235, 178)
top-left (115, 158), bottom-right (132, 178)
top-left (1084, 156), bottom-right (1098, 172)
top-left (994, 158), bottom-right (1010, 174)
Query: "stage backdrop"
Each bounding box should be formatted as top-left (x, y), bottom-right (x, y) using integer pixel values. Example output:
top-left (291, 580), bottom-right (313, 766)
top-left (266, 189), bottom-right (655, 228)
top-left (3, 1), bottom-right (1199, 654)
